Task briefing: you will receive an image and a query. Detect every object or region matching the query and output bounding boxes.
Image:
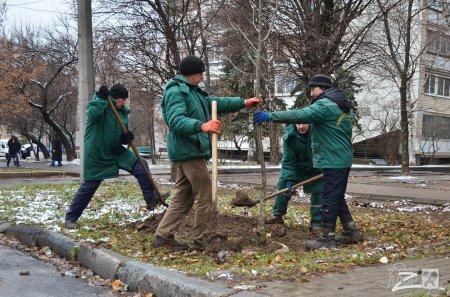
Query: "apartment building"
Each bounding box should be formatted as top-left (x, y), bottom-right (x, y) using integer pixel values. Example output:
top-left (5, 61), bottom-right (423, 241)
top-left (356, 1), bottom-right (450, 165)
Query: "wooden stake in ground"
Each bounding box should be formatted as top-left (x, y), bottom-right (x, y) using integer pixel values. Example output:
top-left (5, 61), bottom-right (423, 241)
top-left (211, 101), bottom-right (218, 231)
top-left (106, 97), bottom-right (168, 207)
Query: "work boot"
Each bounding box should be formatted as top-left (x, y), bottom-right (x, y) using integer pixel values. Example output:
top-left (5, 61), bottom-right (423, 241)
top-left (265, 215), bottom-right (284, 224)
top-left (310, 223), bottom-right (322, 235)
top-left (336, 221), bottom-right (364, 244)
top-left (146, 199), bottom-right (159, 211)
top-left (306, 226), bottom-right (336, 250)
top-left (64, 219), bottom-right (79, 230)
top-left (152, 235), bottom-right (188, 251)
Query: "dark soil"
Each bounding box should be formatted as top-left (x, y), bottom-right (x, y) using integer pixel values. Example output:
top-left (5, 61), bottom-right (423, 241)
top-left (132, 209), bottom-right (314, 255)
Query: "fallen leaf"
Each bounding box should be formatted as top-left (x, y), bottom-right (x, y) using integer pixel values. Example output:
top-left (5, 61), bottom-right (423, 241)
top-left (111, 279), bottom-right (124, 290)
top-left (300, 267), bottom-right (308, 273)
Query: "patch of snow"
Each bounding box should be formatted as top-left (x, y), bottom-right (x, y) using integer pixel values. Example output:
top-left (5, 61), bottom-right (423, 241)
top-left (388, 176), bottom-right (418, 180)
top-left (217, 273), bottom-right (234, 280)
top-left (233, 285), bottom-right (256, 290)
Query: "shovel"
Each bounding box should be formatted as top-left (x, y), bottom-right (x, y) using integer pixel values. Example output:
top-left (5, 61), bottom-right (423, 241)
top-left (231, 173), bottom-right (323, 207)
top-left (107, 97), bottom-right (168, 207)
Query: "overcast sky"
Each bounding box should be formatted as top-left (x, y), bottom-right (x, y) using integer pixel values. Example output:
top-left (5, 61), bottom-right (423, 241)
top-left (5, 0), bottom-right (72, 28)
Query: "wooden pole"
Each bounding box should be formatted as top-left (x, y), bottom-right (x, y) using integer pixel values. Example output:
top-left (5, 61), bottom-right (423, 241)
top-left (211, 101), bottom-right (218, 229)
top-left (107, 98), bottom-right (168, 207)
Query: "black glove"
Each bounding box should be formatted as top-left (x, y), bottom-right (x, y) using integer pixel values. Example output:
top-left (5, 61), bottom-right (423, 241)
top-left (121, 131), bottom-right (134, 145)
top-left (96, 85), bottom-right (109, 100)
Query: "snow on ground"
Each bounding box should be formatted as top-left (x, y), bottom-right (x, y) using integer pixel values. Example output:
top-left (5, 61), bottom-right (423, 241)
top-left (388, 175), bottom-right (418, 180)
top-left (0, 184), bottom-right (166, 233)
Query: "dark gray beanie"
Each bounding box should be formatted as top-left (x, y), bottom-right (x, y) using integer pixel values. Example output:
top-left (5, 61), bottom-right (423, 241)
top-left (308, 74), bottom-right (332, 88)
top-left (179, 55), bottom-right (206, 75)
top-left (109, 84), bottom-right (129, 99)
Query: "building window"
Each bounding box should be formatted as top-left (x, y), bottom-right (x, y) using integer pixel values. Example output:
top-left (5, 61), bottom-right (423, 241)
top-left (423, 114), bottom-right (450, 139)
top-left (428, 30), bottom-right (450, 56)
top-left (424, 74), bottom-right (450, 98)
top-left (275, 75), bottom-right (297, 95)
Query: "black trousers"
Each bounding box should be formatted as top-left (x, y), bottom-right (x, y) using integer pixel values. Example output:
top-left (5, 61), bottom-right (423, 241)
top-left (321, 168), bottom-right (353, 229)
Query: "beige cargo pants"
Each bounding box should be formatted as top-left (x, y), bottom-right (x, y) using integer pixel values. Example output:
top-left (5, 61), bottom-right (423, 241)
top-left (155, 158), bottom-right (212, 242)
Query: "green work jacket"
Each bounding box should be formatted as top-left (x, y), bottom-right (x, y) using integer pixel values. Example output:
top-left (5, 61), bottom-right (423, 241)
top-left (269, 89), bottom-right (353, 168)
top-left (162, 75), bottom-right (246, 161)
top-left (279, 124), bottom-right (323, 194)
top-left (83, 95), bottom-right (136, 180)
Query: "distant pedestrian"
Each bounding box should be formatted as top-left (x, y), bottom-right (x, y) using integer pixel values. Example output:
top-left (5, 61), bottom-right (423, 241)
top-left (64, 84), bottom-right (160, 229)
top-left (254, 74), bottom-right (363, 250)
top-left (7, 136), bottom-right (21, 167)
top-left (50, 136), bottom-right (63, 166)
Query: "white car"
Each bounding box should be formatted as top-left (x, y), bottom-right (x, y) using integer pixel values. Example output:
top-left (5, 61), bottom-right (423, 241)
top-left (21, 143), bottom-right (37, 159)
top-left (0, 139), bottom-right (8, 158)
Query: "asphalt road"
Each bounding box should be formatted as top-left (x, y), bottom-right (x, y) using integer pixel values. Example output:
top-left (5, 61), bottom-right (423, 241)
top-left (0, 244), bottom-right (120, 297)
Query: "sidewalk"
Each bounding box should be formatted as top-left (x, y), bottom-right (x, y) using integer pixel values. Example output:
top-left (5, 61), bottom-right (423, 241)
top-left (346, 183), bottom-right (450, 205)
top-left (256, 256), bottom-right (450, 297)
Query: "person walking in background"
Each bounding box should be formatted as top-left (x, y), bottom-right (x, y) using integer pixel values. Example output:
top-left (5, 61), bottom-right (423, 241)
top-left (7, 136), bottom-right (21, 167)
top-left (50, 136), bottom-right (63, 166)
top-left (64, 84), bottom-right (160, 229)
top-left (254, 74), bottom-right (363, 250)
top-left (153, 55), bottom-right (263, 251)
top-left (265, 123), bottom-right (323, 234)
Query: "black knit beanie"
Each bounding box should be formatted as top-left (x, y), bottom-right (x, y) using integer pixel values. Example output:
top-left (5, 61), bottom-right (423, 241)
top-left (179, 55), bottom-right (206, 75)
top-left (308, 74), bottom-right (332, 89)
top-left (109, 84), bottom-right (129, 99)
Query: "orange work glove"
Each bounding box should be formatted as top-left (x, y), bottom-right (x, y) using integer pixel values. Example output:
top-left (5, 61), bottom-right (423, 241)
top-left (201, 119), bottom-right (221, 134)
top-left (245, 97), bottom-right (263, 108)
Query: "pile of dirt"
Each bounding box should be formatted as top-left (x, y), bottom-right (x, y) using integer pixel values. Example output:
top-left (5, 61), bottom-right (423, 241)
top-left (131, 211), bottom-right (314, 254)
top-left (230, 190), bottom-right (258, 207)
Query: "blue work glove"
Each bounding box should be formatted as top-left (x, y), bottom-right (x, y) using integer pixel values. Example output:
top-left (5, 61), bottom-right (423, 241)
top-left (253, 111), bottom-right (270, 125)
top-left (286, 182), bottom-right (294, 194)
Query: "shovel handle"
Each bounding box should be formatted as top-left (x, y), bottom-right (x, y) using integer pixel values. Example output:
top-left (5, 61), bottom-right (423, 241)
top-left (266, 173), bottom-right (323, 200)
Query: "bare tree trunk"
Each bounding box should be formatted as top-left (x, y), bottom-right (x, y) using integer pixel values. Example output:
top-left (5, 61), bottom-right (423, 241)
top-left (170, 162), bottom-right (177, 182)
top-left (254, 0), bottom-right (267, 246)
top-left (269, 122), bottom-right (281, 164)
top-left (196, 0), bottom-right (211, 92)
top-left (400, 83), bottom-right (410, 174)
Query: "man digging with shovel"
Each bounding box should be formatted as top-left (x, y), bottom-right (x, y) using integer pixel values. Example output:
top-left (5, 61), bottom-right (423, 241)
top-left (266, 123), bottom-right (323, 234)
top-left (153, 55), bottom-right (262, 251)
top-left (65, 84), bottom-right (161, 229)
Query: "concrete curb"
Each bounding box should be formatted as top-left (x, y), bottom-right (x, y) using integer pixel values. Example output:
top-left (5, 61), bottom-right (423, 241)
top-left (347, 191), bottom-right (449, 205)
top-left (117, 261), bottom-right (235, 297)
top-left (0, 224), bottom-right (256, 297)
top-left (77, 244), bottom-right (132, 280)
top-left (0, 171), bottom-right (80, 179)
top-left (5, 225), bottom-right (42, 246)
top-left (37, 230), bottom-right (79, 261)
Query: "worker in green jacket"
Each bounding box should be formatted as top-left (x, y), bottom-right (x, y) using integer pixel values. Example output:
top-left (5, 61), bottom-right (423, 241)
top-left (254, 74), bottom-right (363, 250)
top-left (266, 123), bottom-right (323, 232)
top-left (153, 55), bottom-right (262, 251)
top-left (65, 84), bottom-right (159, 229)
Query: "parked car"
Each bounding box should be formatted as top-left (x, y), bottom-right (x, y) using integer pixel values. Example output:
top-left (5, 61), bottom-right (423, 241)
top-left (369, 158), bottom-right (388, 165)
top-left (21, 144), bottom-right (36, 159)
top-left (0, 139), bottom-right (8, 158)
